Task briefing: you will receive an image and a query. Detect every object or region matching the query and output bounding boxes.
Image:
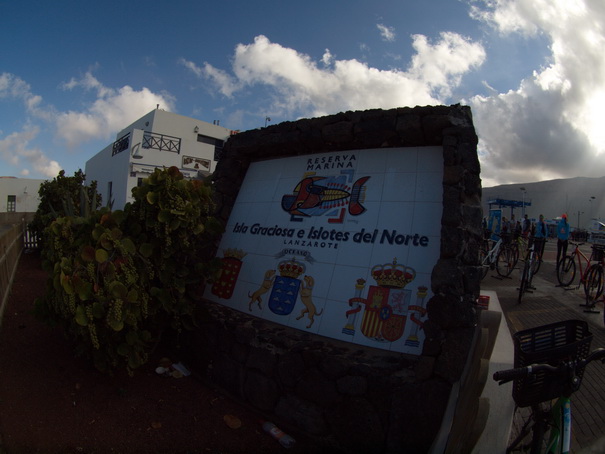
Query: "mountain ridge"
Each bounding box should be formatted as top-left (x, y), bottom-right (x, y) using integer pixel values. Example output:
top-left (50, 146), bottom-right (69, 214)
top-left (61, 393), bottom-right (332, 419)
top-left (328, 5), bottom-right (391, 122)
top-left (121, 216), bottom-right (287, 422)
top-left (481, 175), bottom-right (605, 229)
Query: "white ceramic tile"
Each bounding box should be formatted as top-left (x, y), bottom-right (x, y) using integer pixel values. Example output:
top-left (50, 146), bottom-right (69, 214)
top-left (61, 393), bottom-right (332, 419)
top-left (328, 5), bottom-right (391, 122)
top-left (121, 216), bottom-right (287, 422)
top-left (415, 171), bottom-right (443, 202)
top-left (417, 147), bottom-right (443, 171)
top-left (356, 149), bottom-right (389, 173)
top-left (326, 264), bottom-right (371, 302)
top-left (381, 172), bottom-right (418, 202)
top-left (316, 297), bottom-right (357, 340)
top-left (360, 174), bottom-right (384, 202)
top-left (375, 202), bottom-right (415, 232)
top-left (407, 240), bottom-right (441, 273)
top-left (240, 162), bottom-right (271, 182)
top-left (385, 148), bottom-right (418, 173)
top-left (342, 200), bottom-right (382, 230)
top-left (224, 202), bottom-right (255, 228)
top-left (410, 202), bottom-right (442, 236)
top-left (334, 242), bottom-right (374, 268)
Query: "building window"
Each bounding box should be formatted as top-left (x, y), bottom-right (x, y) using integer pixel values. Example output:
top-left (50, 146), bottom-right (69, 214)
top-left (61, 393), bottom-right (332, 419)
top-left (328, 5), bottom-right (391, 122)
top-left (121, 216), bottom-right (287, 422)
top-left (107, 182), bottom-right (113, 204)
top-left (197, 134), bottom-right (224, 161)
top-left (7, 195), bottom-right (16, 212)
top-left (137, 178), bottom-right (145, 187)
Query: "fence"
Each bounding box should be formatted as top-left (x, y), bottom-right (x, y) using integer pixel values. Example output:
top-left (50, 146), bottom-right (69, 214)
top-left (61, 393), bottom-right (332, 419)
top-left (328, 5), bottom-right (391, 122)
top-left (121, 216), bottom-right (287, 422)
top-left (0, 223), bottom-right (24, 328)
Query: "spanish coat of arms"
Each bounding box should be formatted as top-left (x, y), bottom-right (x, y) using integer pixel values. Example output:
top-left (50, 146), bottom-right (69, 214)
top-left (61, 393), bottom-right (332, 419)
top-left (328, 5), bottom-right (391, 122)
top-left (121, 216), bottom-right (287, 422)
top-left (342, 258), bottom-right (428, 346)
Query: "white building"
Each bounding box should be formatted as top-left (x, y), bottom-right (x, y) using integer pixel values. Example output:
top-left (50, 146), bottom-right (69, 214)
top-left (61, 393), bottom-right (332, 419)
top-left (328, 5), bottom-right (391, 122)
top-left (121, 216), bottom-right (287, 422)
top-left (85, 108), bottom-right (234, 209)
top-left (0, 177), bottom-right (45, 213)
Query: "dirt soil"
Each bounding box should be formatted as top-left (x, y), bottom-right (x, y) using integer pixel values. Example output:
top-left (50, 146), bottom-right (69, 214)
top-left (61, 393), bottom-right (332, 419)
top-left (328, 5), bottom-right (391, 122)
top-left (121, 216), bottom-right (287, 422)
top-left (0, 252), bottom-right (310, 454)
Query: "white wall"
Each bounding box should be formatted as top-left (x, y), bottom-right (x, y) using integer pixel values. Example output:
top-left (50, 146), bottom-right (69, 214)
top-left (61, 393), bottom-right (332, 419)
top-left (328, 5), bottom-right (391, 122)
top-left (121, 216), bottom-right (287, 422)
top-left (0, 177), bottom-right (45, 213)
top-left (85, 109), bottom-right (233, 210)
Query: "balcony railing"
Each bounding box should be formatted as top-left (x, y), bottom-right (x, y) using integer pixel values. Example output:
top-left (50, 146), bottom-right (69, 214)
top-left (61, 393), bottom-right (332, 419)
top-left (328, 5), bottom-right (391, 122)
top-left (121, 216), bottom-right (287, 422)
top-left (112, 133), bottom-right (130, 156)
top-left (143, 132), bottom-right (181, 154)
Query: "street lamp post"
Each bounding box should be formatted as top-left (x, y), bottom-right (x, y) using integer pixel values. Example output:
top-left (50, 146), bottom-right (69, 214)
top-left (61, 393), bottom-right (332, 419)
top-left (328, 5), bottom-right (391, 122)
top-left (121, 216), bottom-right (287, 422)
top-left (589, 196), bottom-right (596, 221)
top-left (520, 187), bottom-right (526, 217)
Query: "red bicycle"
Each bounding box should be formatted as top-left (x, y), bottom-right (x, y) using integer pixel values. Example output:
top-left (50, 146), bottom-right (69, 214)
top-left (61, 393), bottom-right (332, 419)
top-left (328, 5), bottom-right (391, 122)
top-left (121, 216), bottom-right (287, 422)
top-left (557, 242), bottom-right (604, 309)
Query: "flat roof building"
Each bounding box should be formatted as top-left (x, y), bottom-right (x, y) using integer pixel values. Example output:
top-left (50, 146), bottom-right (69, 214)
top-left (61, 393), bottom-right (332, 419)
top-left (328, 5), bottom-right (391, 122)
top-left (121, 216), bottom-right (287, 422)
top-left (85, 108), bottom-right (234, 209)
top-left (0, 177), bottom-right (45, 214)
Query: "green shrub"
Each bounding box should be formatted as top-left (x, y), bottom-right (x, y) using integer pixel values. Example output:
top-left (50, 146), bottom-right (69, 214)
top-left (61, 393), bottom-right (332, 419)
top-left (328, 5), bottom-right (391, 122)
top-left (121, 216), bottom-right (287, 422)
top-left (36, 167), bottom-right (223, 374)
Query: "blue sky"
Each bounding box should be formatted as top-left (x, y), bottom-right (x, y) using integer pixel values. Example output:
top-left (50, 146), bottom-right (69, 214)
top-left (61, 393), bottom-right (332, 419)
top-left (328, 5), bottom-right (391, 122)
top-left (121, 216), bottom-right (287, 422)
top-left (1, 0), bottom-right (604, 187)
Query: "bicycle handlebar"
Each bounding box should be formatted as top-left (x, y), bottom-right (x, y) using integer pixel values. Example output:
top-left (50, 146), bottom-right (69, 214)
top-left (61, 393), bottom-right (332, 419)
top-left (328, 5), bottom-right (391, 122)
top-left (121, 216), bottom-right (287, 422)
top-left (493, 348), bottom-right (605, 386)
top-left (493, 364), bottom-right (557, 384)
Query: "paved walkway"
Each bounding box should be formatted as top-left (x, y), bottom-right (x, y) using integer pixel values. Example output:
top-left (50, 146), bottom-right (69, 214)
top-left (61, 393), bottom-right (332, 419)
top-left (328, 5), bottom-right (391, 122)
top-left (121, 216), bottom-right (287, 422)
top-left (482, 240), bottom-right (605, 453)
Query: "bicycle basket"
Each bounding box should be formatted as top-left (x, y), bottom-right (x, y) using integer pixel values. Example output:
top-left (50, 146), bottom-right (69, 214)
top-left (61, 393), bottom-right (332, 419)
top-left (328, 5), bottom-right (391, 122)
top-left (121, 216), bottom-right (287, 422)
top-left (512, 319), bottom-right (592, 407)
top-left (592, 245), bottom-right (604, 261)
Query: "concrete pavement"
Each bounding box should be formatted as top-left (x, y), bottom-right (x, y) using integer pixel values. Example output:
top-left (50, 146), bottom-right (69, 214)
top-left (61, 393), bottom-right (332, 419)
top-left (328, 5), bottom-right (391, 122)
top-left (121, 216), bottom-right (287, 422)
top-left (481, 240), bottom-right (605, 453)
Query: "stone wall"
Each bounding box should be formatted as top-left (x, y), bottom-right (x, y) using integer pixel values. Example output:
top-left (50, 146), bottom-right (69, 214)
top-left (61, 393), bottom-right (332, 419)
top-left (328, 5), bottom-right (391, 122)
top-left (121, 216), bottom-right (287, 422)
top-left (185, 105), bottom-right (482, 453)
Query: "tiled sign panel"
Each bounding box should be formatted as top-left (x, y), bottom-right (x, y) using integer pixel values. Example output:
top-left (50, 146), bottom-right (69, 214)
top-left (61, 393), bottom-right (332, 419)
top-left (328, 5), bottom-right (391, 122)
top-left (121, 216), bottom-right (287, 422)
top-left (203, 147), bottom-right (443, 355)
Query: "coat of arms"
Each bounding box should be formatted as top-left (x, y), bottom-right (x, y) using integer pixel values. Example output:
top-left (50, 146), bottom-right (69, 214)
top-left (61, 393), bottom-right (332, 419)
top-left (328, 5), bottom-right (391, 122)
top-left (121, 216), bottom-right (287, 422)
top-left (342, 259), bottom-right (427, 345)
top-left (268, 257), bottom-right (306, 315)
top-left (211, 249), bottom-right (247, 299)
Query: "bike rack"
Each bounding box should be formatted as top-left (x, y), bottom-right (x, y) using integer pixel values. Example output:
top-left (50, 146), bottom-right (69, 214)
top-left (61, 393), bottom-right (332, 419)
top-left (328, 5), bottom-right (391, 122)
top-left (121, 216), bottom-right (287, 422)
top-left (580, 297), bottom-right (602, 314)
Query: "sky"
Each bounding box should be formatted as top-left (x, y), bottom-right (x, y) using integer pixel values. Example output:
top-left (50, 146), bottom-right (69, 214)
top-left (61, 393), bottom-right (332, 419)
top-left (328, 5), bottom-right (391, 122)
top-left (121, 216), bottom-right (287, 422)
top-left (1, 0), bottom-right (604, 187)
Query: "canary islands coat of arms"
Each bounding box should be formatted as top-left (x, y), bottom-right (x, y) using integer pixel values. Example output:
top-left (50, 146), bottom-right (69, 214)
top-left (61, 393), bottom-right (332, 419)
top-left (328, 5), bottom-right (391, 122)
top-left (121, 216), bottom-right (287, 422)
top-left (342, 258), bottom-right (428, 346)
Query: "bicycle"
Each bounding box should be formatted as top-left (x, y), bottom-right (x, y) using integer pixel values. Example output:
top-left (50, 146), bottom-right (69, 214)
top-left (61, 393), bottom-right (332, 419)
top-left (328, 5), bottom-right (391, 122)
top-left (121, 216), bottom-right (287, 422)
top-left (581, 244), bottom-right (605, 312)
top-left (529, 237), bottom-right (545, 275)
top-left (556, 242), bottom-right (604, 310)
top-left (480, 233), bottom-right (518, 280)
top-left (510, 234), bottom-right (529, 268)
top-left (493, 320), bottom-right (605, 453)
top-left (518, 241), bottom-right (540, 304)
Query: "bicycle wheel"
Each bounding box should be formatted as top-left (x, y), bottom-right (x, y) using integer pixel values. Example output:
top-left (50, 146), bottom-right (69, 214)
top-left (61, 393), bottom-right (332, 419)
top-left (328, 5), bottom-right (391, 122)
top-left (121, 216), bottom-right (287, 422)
top-left (507, 405), bottom-right (534, 452)
top-left (531, 253), bottom-right (542, 275)
top-left (497, 247), bottom-right (515, 277)
top-left (479, 248), bottom-right (489, 279)
top-left (510, 243), bottom-right (520, 270)
top-left (583, 264), bottom-right (604, 305)
top-left (508, 402), bottom-right (561, 454)
top-left (557, 255), bottom-right (576, 287)
top-left (518, 237), bottom-right (528, 257)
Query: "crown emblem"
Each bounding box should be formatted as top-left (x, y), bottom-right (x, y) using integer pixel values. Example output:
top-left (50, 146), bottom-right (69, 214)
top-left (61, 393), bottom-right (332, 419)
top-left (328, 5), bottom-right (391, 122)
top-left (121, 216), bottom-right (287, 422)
top-left (371, 258), bottom-right (415, 288)
top-left (278, 257), bottom-right (306, 279)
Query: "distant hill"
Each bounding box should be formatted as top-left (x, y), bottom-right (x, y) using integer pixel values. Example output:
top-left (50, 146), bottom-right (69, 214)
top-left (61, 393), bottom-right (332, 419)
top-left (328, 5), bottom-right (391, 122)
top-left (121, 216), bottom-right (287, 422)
top-left (481, 176), bottom-right (605, 229)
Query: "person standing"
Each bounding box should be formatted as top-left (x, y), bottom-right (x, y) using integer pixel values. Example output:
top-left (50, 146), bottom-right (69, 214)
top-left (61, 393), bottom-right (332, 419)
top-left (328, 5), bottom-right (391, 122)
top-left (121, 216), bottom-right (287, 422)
top-left (522, 214), bottom-right (531, 238)
top-left (556, 214), bottom-right (570, 268)
top-left (533, 214), bottom-right (547, 260)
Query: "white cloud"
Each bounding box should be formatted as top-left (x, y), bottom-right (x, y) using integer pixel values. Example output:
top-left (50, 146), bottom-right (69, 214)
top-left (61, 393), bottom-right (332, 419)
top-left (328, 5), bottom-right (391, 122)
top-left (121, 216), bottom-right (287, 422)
top-left (180, 59), bottom-right (241, 97)
top-left (377, 24), bottom-right (396, 42)
top-left (190, 34), bottom-right (485, 118)
top-left (0, 72), bottom-right (51, 121)
top-left (0, 73), bottom-right (32, 99)
top-left (0, 125), bottom-right (61, 177)
top-left (321, 49), bottom-right (333, 66)
top-left (56, 72), bottom-right (176, 147)
top-left (1, 71), bottom-right (177, 177)
top-left (409, 32), bottom-right (487, 98)
top-left (469, 0), bottom-right (605, 185)
top-left (0, 74), bottom-right (61, 176)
